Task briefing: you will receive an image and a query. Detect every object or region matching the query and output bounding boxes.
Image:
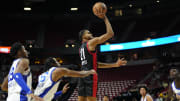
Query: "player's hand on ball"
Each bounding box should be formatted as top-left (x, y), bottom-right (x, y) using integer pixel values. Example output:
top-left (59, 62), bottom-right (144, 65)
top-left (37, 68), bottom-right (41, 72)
top-left (62, 83), bottom-right (70, 94)
top-left (96, 8), bottom-right (106, 19)
top-left (115, 58), bottom-right (127, 67)
top-left (92, 2), bottom-right (107, 19)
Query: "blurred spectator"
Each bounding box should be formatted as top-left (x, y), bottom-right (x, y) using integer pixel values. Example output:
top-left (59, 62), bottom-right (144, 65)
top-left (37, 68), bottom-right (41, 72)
top-left (103, 95), bottom-right (109, 101)
top-left (139, 86), bottom-right (153, 101)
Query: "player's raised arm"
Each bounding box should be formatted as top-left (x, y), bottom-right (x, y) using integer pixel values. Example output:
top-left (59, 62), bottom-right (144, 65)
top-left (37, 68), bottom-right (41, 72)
top-left (1, 75), bottom-right (8, 91)
top-left (88, 15), bottom-right (114, 50)
top-left (52, 68), bottom-right (97, 82)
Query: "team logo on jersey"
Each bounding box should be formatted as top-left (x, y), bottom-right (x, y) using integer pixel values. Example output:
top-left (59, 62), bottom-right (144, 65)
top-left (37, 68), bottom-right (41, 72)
top-left (39, 75), bottom-right (46, 82)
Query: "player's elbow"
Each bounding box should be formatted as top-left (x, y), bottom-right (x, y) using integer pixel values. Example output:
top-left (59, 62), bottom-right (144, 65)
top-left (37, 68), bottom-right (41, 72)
top-left (108, 32), bottom-right (114, 38)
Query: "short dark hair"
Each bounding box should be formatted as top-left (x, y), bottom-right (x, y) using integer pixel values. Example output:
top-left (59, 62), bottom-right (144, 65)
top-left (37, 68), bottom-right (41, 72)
top-left (10, 42), bottom-right (23, 57)
top-left (44, 57), bottom-right (56, 71)
top-left (79, 29), bottom-right (87, 42)
top-left (139, 86), bottom-right (148, 92)
top-left (171, 67), bottom-right (179, 72)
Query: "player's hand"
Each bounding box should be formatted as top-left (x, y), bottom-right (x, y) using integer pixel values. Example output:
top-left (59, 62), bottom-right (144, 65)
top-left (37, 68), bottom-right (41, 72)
top-left (28, 94), bottom-right (44, 101)
top-left (95, 7), bottom-right (106, 19)
top-left (176, 94), bottom-right (180, 100)
top-left (62, 83), bottom-right (70, 94)
top-left (115, 58), bottom-right (127, 67)
top-left (89, 69), bottom-right (97, 75)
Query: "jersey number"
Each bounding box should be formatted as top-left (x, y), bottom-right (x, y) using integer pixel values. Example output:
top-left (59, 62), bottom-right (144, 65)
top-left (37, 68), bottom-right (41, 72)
top-left (80, 48), bottom-right (86, 61)
top-left (8, 67), bottom-right (14, 81)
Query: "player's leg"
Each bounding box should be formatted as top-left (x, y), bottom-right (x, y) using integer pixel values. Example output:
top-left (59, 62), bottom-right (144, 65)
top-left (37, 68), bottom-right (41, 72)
top-left (86, 96), bottom-right (96, 101)
top-left (78, 78), bottom-right (87, 101)
top-left (85, 79), bottom-right (98, 101)
top-left (78, 96), bottom-right (87, 101)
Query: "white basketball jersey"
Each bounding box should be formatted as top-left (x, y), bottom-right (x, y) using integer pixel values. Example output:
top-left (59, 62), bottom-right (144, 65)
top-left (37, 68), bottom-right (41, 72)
top-left (172, 81), bottom-right (180, 95)
top-left (141, 94), bottom-right (153, 101)
top-left (34, 67), bottom-right (61, 101)
top-left (7, 58), bottom-right (32, 101)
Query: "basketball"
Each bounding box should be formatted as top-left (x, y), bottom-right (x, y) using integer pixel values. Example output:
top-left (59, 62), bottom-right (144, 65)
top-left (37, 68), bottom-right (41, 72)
top-left (92, 2), bottom-right (107, 18)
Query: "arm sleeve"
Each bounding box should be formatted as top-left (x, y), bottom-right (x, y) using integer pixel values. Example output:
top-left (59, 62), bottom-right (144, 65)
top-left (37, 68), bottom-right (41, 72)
top-left (53, 90), bottom-right (63, 99)
top-left (13, 73), bottom-right (32, 95)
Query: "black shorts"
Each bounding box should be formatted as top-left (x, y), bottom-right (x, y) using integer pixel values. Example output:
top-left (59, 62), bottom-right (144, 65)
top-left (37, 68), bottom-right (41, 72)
top-left (78, 74), bottom-right (98, 97)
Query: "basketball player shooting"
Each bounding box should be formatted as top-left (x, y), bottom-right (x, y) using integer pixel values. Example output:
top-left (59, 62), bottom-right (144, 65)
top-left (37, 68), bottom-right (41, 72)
top-left (78, 2), bottom-right (127, 101)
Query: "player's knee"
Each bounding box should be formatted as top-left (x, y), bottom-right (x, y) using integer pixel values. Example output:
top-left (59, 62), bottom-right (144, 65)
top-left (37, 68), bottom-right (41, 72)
top-left (87, 96), bottom-right (96, 101)
top-left (78, 96), bottom-right (86, 101)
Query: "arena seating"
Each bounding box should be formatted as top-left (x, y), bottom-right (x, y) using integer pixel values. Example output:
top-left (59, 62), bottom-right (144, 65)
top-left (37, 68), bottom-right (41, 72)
top-left (68, 64), bottom-right (153, 101)
top-left (68, 80), bottom-right (136, 101)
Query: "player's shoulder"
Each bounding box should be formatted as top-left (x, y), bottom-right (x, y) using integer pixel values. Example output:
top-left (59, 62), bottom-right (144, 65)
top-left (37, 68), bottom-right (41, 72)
top-left (19, 58), bottom-right (29, 64)
top-left (146, 94), bottom-right (153, 100)
top-left (88, 37), bottom-right (100, 47)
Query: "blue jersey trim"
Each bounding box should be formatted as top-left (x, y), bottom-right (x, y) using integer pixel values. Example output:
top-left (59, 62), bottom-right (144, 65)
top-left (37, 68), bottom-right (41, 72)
top-left (20, 74), bottom-right (28, 101)
top-left (20, 94), bottom-right (28, 101)
top-left (38, 67), bottom-right (57, 99)
top-left (39, 82), bottom-right (56, 98)
top-left (53, 91), bottom-right (62, 99)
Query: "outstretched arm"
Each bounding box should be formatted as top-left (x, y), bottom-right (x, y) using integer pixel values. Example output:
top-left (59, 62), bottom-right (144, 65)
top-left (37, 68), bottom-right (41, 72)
top-left (88, 16), bottom-right (114, 51)
top-left (1, 75), bottom-right (8, 91)
top-left (52, 68), bottom-right (96, 82)
top-left (98, 58), bottom-right (127, 68)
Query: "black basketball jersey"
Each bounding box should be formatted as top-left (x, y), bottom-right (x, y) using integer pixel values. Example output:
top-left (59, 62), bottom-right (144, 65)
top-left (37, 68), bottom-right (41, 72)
top-left (79, 42), bottom-right (97, 71)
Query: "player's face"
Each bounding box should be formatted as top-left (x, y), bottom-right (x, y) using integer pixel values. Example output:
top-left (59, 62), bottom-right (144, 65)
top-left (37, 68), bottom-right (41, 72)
top-left (103, 96), bottom-right (109, 101)
top-left (20, 46), bottom-right (28, 58)
top-left (53, 58), bottom-right (61, 67)
top-left (84, 30), bottom-right (93, 40)
top-left (140, 88), bottom-right (146, 96)
top-left (170, 69), bottom-right (178, 78)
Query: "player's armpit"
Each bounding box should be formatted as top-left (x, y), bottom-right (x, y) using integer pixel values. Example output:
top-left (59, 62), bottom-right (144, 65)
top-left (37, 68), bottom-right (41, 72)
top-left (1, 75), bottom-right (8, 91)
top-left (51, 68), bottom-right (65, 82)
top-left (88, 33), bottom-right (114, 51)
top-left (14, 58), bottom-right (29, 74)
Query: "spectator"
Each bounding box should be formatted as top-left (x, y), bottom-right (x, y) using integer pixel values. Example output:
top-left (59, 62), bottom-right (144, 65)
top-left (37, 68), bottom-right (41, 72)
top-left (139, 86), bottom-right (153, 101)
top-left (103, 95), bottom-right (109, 101)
